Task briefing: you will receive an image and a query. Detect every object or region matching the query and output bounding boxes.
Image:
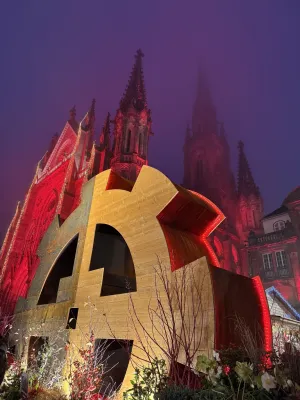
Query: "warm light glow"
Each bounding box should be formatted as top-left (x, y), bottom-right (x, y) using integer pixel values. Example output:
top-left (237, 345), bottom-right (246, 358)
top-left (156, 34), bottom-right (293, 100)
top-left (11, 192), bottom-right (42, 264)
top-left (253, 276), bottom-right (273, 353)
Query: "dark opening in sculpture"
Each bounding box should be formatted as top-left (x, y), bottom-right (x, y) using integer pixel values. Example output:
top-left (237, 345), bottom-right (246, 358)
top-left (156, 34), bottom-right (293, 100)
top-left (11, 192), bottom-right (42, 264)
top-left (95, 339), bottom-right (133, 394)
top-left (38, 235), bottom-right (78, 305)
top-left (89, 224), bottom-right (136, 296)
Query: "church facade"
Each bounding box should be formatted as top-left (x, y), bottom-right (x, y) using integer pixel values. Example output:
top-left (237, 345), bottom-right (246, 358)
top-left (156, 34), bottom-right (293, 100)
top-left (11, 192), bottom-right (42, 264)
top-left (0, 49), bottom-right (152, 318)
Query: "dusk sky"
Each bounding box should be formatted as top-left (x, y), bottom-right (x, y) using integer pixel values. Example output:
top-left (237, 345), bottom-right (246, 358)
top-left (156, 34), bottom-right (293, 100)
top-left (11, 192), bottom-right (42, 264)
top-left (0, 1), bottom-right (300, 240)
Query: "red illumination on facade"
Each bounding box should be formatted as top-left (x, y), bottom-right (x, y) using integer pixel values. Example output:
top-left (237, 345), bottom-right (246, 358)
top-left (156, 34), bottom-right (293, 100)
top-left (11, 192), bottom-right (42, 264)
top-left (0, 51), bottom-right (154, 318)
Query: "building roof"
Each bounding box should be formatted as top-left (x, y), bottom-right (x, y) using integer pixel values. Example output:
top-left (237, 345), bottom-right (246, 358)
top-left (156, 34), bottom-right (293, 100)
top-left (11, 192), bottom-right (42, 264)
top-left (263, 205), bottom-right (288, 220)
top-left (283, 187), bottom-right (300, 205)
top-left (265, 286), bottom-right (300, 321)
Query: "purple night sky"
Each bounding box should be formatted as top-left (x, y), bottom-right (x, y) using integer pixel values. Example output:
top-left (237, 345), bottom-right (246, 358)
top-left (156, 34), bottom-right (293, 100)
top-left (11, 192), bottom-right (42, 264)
top-left (0, 1), bottom-right (299, 241)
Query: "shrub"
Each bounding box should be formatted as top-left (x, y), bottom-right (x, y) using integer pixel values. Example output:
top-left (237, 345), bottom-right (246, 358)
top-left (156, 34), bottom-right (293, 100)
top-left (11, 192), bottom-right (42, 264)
top-left (123, 358), bottom-right (169, 400)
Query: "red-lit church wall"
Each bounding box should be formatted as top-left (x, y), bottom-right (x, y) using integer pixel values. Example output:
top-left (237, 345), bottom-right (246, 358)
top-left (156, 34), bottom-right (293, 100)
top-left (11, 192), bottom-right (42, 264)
top-left (1, 160), bottom-right (74, 315)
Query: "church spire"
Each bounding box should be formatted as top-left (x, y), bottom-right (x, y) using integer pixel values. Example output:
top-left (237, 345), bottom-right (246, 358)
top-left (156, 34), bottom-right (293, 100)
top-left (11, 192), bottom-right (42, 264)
top-left (237, 141), bottom-right (260, 197)
top-left (192, 69), bottom-right (217, 135)
top-left (82, 99), bottom-right (96, 132)
top-left (100, 112), bottom-right (111, 148)
top-left (68, 105), bottom-right (79, 132)
top-left (186, 122), bottom-right (191, 139)
top-left (120, 49), bottom-right (147, 112)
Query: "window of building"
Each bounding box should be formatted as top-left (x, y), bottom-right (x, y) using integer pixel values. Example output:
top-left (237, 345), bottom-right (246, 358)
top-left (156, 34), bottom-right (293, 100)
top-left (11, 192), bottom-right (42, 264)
top-left (273, 220), bottom-right (285, 231)
top-left (276, 250), bottom-right (288, 268)
top-left (139, 132), bottom-right (143, 155)
top-left (126, 130), bottom-right (131, 153)
top-left (196, 159), bottom-right (203, 181)
top-left (231, 244), bottom-right (239, 265)
top-left (263, 253), bottom-right (273, 271)
top-left (275, 250), bottom-right (289, 278)
top-left (252, 210), bottom-right (256, 228)
top-left (263, 253), bottom-right (274, 279)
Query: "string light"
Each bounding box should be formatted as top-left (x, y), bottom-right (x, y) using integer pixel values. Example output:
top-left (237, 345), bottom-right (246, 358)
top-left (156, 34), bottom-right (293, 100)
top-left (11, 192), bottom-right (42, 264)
top-left (56, 122), bottom-right (83, 215)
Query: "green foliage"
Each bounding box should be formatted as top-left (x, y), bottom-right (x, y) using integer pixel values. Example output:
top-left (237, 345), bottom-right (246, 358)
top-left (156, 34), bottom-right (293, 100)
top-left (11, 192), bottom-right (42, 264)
top-left (0, 361), bottom-right (22, 400)
top-left (123, 358), bottom-right (168, 400)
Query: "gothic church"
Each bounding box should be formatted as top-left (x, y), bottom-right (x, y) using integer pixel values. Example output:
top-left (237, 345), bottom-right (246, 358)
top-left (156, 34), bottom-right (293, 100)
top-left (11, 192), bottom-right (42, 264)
top-left (0, 49), bottom-right (298, 318)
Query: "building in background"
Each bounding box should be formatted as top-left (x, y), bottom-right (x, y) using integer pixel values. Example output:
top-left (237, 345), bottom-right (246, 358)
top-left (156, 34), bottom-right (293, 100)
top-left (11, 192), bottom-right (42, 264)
top-left (248, 192), bottom-right (300, 308)
top-left (183, 72), bottom-right (300, 308)
top-left (266, 286), bottom-right (300, 353)
top-left (183, 73), bottom-right (263, 276)
top-left (0, 50), bottom-right (152, 318)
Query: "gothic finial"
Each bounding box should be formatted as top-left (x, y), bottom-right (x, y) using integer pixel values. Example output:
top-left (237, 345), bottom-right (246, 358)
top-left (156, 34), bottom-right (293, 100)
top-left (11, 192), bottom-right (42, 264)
top-left (90, 99), bottom-right (96, 117)
top-left (136, 49), bottom-right (144, 59)
top-left (100, 112), bottom-right (111, 148)
top-left (68, 106), bottom-right (79, 132)
top-left (219, 121), bottom-right (225, 136)
top-left (120, 50), bottom-right (147, 112)
top-left (237, 141), bottom-right (260, 197)
top-left (238, 140), bottom-right (244, 150)
top-left (81, 99), bottom-right (96, 133)
top-left (185, 122), bottom-right (191, 139)
top-left (69, 105), bottom-right (76, 119)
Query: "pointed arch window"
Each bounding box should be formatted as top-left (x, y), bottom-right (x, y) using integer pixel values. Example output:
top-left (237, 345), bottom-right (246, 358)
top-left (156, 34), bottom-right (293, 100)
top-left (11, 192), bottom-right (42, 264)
top-left (231, 244), bottom-right (239, 265)
top-left (126, 130), bottom-right (131, 153)
top-left (139, 132), bottom-right (143, 155)
top-left (196, 159), bottom-right (203, 181)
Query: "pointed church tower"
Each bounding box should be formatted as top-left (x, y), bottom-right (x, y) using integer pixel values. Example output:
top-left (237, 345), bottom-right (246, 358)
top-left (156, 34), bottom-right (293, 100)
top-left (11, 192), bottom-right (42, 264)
top-left (99, 112), bottom-right (112, 172)
top-left (183, 70), bottom-right (237, 229)
top-left (111, 49), bottom-right (153, 181)
top-left (83, 99), bottom-right (96, 159)
top-left (237, 141), bottom-right (263, 240)
top-left (192, 69), bottom-right (218, 136)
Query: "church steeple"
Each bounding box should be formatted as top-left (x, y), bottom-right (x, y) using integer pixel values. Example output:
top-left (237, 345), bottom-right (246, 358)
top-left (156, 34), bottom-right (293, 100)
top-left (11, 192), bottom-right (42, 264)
top-left (81, 99), bottom-right (95, 131)
top-left (120, 49), bottom-right (147, 112)
top-left (192, 69), bottom-right (218, 136)
top-left (237, 141), bottom-right (260, 198)
top-left (68, 105), bottom-right (79, 132)
top-left (100, 112), bottom-right (111, 149)
top-left (111, 50), bottom-right (152, 181)
top-left (237, 141), bottom-right (263, 239)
